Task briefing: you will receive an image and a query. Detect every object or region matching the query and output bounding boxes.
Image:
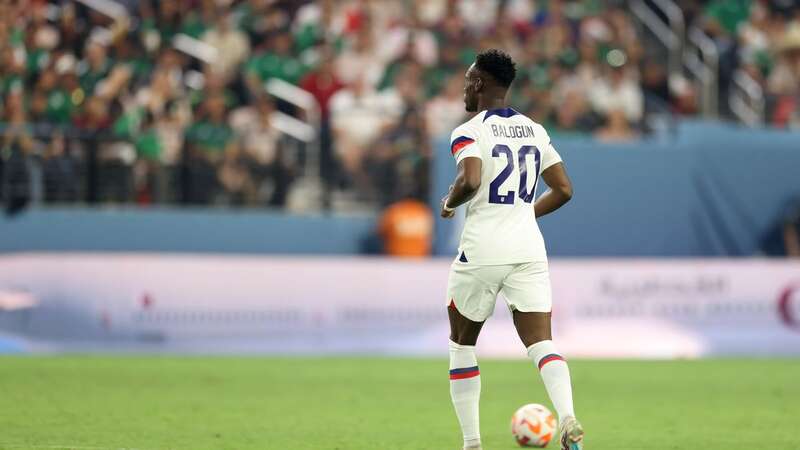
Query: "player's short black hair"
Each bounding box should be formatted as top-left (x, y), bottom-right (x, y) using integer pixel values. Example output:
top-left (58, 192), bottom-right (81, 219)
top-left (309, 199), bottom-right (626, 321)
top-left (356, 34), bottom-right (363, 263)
top-left (475, 49), bottom-right (517, 88)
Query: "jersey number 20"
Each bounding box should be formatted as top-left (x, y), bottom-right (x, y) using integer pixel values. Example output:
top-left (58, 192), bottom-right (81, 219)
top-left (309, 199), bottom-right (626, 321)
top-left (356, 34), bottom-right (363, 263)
top-left (488, 144), bottom-right (541, 204)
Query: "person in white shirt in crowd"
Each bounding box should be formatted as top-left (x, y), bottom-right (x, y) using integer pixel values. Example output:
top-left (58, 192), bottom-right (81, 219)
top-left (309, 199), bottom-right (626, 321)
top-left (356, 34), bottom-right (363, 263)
top-left (426, 73), bottom-right (468, 138)
top-left (202, 12), bottom-right (250, 82)
top-left (589, 52), bottom-right (644, 124)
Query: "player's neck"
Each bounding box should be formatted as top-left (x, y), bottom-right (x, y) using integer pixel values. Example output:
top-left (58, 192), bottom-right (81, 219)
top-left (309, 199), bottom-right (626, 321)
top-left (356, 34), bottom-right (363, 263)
top-left (478, 96), bottom-right (507, 112)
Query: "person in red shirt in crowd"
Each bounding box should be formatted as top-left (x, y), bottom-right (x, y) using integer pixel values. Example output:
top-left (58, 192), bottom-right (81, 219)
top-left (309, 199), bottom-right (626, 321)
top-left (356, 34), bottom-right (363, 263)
top-left (300, 49), bottom-right (345, 199)
top-left (300, 50), bottom-right (345, 121)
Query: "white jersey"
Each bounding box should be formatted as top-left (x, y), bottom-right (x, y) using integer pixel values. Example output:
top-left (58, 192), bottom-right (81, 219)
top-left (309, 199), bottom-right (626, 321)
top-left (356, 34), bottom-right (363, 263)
top-left (449, 108), bottom-right (562, 265)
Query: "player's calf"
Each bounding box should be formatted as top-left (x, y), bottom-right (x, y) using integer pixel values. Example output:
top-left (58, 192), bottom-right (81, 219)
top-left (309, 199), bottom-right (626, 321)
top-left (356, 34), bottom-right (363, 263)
top-left (449, 340), bottom-right (482, 449)
top-left (526, 340), bottom-right (577, 423)
top-left (528, 344), bottom-right (585, 448)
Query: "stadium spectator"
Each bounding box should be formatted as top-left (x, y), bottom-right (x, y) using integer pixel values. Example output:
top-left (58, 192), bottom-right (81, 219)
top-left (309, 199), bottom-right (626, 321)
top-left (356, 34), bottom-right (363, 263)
top-left (3, 0), bottom-right (796, 213)
top-left (329, 74), bottom-right (392, 192)
top-left (378, 7), bottom-right (439, 69)
top-left (201, 12), bottom-right (251, 82)
top-left (246, 29), bottom-right (307, 92)
top-left (300, 50), bottom-right (344, 187)
top-left (705, 0), bottom-right (752, 36)
top-left (589, 56), bottom-right (644, 124)
top-left (701, 1), bottom-right (742, 100)
top-left (737, 1), bottom-right (772, 70)
top-left (131, 111), bottom-right (168, 205)
top-left (594, 108), bottom-right (640, 142)
top-left (183, 94), bottom-right (232, 204)
top-left (294, 0), bottom-right (339, 51)
top-left (459, 0), bottom-right (500, 34)
top-left (217, 140), bottom-right (256, 206)
top-left (768, 24), bottom-right (800, 127)
top-left (425, 73), bottom-right (468, 138)
top-left (75, 95), bottom-right (131, 204)
top-left (378, 198), bottom-right (434, 257)
top-left (1, 105), bottom-right (34, 215)
top-left (762, 197), bottom-right (800, 258)
top-left (671, 76), bottom-right (701, 116)
top-left (73, 96), bottom-right (111, 131)
top-left (335, 23), bottom-right (385, 87)
top-left (229, 95), bottom-right (297, 207)
top-left (367, 107), bottom-right (431, 205)
top-left (78, 41), bottom-right (113, 96)
top-left (300, 50), bottom-right (345, 120)
top-left (42, 133), bottom-right (80, 204)
top-left (553, 90), bottom-right (601, 135)
top-left (641, 60), bottom-right (670, 107)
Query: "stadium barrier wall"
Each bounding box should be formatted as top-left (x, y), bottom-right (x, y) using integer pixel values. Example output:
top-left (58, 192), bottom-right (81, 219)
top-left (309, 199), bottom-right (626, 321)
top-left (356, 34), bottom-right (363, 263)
top-left (1, 254), bottom-right (799, 357)
top-left (2, 122), bottom-right (798, 257)
top-left (0, 207), bottom-right (375, 254)
top-left (433, 120), bottom-right (800, 257)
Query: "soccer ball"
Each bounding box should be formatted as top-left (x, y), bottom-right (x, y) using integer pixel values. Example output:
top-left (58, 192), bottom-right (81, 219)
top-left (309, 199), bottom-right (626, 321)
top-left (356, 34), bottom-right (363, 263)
top-left (510, 403), bottom-right (557, 447)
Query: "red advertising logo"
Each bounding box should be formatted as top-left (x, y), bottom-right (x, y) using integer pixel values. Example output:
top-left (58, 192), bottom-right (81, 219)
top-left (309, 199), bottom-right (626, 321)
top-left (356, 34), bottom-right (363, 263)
top-left (778, 285), bottom-right (800, 330)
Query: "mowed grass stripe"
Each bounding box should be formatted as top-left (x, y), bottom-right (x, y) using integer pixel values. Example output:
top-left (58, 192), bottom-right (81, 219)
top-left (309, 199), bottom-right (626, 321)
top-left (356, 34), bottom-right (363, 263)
top-left (0, 357), bottom-right (797, 450)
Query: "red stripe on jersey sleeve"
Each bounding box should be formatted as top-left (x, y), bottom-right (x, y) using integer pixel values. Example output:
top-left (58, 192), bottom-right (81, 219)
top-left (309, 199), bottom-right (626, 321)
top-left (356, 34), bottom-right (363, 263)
top-left (450, 136), bottom-right (475, 156)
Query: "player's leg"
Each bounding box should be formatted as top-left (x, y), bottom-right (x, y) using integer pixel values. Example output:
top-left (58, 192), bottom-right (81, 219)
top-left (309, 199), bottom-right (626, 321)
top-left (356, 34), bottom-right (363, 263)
top-left (446, 264), bottom-right (502, 450)
top-left (514, 311), bottom-right (583, 449)
top-left (513, 311), bottom-right (576, 420)
top-left (448, 306), bottom-right (484, 449)
top-left (503, 263), bottom-right (584, 449)
top-left (448, 300), bottom-right (485, 345)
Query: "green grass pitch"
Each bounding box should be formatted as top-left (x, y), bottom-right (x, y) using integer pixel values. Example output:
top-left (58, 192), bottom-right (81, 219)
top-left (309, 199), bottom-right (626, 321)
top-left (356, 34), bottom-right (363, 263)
top-left (0, 357), bottom-right (798, 450)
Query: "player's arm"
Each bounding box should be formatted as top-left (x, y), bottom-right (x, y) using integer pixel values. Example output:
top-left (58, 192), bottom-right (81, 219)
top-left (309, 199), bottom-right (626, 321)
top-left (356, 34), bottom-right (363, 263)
top-left (441, 157), bottom-right (482, 219)
top-left (534, 162), bottom-right (573, 218)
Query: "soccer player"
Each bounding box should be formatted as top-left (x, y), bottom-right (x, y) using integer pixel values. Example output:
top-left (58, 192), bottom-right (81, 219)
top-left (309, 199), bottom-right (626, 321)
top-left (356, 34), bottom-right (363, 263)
top-left (441, 49), bottom-right (584, 450)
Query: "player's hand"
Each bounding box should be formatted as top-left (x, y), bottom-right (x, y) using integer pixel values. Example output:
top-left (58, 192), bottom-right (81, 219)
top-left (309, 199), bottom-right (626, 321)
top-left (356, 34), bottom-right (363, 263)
top-left (440, 194), bottom-right (455, 219)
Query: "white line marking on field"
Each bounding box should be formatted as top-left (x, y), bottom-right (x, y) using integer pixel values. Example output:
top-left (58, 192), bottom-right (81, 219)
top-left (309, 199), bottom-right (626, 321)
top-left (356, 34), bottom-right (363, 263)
top-left (0, 445), bottom-right (158, 450)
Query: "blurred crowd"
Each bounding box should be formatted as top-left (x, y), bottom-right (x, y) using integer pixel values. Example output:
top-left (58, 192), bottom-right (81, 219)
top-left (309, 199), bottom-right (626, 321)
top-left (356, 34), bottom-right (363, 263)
top-left (0, 0), bottom-right (798, 212)
top-left (677, 0), bottom-right (800, 127)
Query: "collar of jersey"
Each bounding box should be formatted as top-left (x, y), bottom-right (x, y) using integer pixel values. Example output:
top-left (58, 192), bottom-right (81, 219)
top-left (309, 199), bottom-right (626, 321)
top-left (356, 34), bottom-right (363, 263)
top-left (482, 107), bottom-right (520, 121)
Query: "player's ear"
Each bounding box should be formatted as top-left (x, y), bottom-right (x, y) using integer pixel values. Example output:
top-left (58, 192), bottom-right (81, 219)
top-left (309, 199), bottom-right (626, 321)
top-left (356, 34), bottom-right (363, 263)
top-left (474, 76), bottom-right (484, 92)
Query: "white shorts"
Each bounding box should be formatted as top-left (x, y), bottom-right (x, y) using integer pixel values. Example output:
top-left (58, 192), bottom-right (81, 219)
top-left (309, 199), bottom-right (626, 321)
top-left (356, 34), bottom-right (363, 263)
top-left (446, 260), bottom-right (552, 322)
